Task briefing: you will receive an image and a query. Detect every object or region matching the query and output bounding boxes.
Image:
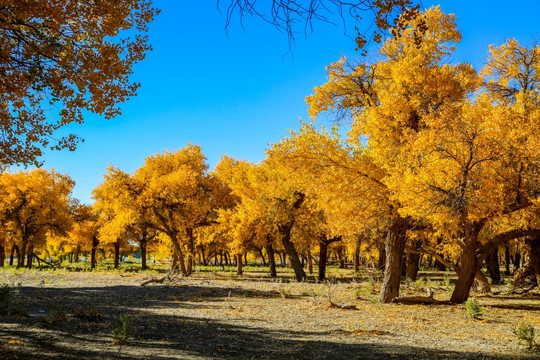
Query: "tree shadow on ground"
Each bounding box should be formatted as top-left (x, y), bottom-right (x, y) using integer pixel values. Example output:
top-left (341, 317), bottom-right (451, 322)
top-left (0, 284), bottom-right (536, 360)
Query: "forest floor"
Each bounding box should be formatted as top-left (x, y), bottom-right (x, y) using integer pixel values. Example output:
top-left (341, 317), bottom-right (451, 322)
top-left (1, 265), bottom-right (540, 359)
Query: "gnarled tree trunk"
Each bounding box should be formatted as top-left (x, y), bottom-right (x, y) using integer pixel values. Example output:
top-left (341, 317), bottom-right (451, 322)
top-left (236, 253), bottom-right (243, 275)
top-left (406, 252), bottom-right (420, 281)
top-left (307, 247), bottom-right (313, 275)
top-left (0, 244), bottom-right (4, 267)
top-left (266, 243), bottom-right (277, 277)
top-left (486, 247), bottom-right (501, 284)
top-left (113, 241), bottom-right (120, 269)
top-left (354, 235), bottom-right (361, 273)
top-left (451, 244), bottom-right (479, 303)
top-left (186, 228), bottom-right (195, 276)
top-left (380, 217), bottom-right (408, 303)
top-left (318, 240), bottom-right (328, 282)
top-left (280, 232), bottom-right (305, 281)
top-left (26, 245), bottom-right (34, 269)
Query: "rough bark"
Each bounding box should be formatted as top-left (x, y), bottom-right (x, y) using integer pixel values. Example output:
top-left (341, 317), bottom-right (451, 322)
top-left (450, 244), bottom-right (479, 303)
top-left (307, 247), bottom-right (313, 275)
top-left (18, 236), bottom-right (29, 268)
top-left (9, 245), bottom-right (17, 266)
top-left (514, 246), bottom-right (521, 272)
top-left (526, 236), bottom-right (540, 285)
top-left (280, 232), bottom-right (306, 281)
top-left (354, 235), bottom-right (361, 273)
top-left (236, 253), bottom-right (243, 275)
top-left (140, 235), bottom-right (148, 270)
top-left (512, 262), bottom-right (536, 290)
top-left (26, 245), bottom-right (34, 269)
top-left (486, 248), bottom-right (501, 284)
top-left (318, 241), bottom-right (328, 282)
top-left (113, 241), bottom-right (120, 269)
top-left (256, 247), bottom-right (266, 266)
top-left (338, 247), bottom-right (345, 268)
top-left (74, 245), bottom-right (81, 263)
top-left (0, 244), bottom-right (4, 267)
top-left (186, 228), bottom-right (195, 276)
top-left (91, 236), bottom-right (99, 270)
top-left (377, 241), bottom-right (386, 271)
top-left (276, 192), bottom-right (306, 282)
top-left (406, 251), bottom-right (420, 281)
top-left (504, 245), bottom-right (511, 275)
top-left (379, 217), bottom-right (408, 303)
top-left (266, 244), bottom-right (277, 277)
top-left (201, 247), bottom-right (207, 266)
top-left (475, 270), bottom-right (491, 293)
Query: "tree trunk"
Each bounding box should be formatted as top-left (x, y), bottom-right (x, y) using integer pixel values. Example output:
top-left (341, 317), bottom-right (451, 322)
top-left (257, 247), bottom-right (266, 266)
top-left (318, 241), bottom-right (329, 282)
top-left (504, 245), bottom-right (511, 275)
top-left (140, 236), bottom-right (147, 270)
top-left (451, 243), bottom-right (479, 303)
top-left (514, 245), bottom-right (521, 273)
top-left (338, 247), bottom-right (345, 268)
top-left (26, 245), bottom-right (34, 269)
top-left (307, 247), bottom-right (313, 275)
top-left (434, 259), bottom-right (446, 271)
top-left (377, 241), bottom-right (386, 271)
top-left (379, 217), bottom-right (408, 303)
top-left (10, 245), bottom-right (17, 266)
top-left (244, 252), bottom-right (248, 266)
top-left (74, 245), bottom-right (81, 263)
top-left (277, 251), bottom-right (284, 266)
top-left (18, 237), bottom-right (29, 268)
top-left (354, 236), bottom-right (361, 273)
top-left (236, 253), bottom-right (243, 275)
top-left (526, 236), bottom-right (540, 285)
top-left (186, 228), bottom-right (195, 276)
top-left (201, 247), bottom-right (207, 266)
top-left (486, 247), bottom-right (501, 284)
top-left (0, 244), bottom-right (4, 267)
top-left (91, 236), bottom-right (99, 270)
top-left (475, 270), bottom-right (491, 293)
top-left (279, 227), bottom-right (306, 281)
top-left (266, 244), bottom-right (277, 277)
top-left (170, 233), bottom-right (187, 275)
top-left (114, 241), bottom-right (120, 269)
top-left (406, 251), bottom-right (420, 281)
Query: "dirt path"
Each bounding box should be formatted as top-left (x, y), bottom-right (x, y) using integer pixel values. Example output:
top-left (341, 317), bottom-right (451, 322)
top-left (1, 269), bottom-right (539, 359)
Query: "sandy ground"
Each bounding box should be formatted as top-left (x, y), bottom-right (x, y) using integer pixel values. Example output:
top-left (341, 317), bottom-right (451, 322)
top-left (1, 267), bottom-right (540, 359)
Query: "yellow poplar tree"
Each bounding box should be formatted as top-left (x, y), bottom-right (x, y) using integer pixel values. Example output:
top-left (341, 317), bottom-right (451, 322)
top-left (0, 169), bottom-right (74, 268)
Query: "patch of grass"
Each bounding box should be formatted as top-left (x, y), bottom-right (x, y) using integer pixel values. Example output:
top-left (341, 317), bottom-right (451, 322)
top-left (465, 298), bottom-right (483, 319)
top-left (45, 302), bottom-right (68, 324)
top-left (512, 322), bottom-right (539, 351)
top-left (112, 314), bottom-right (133, 345)
top-left (278, 287), bottom-right (292, 299)
top-left (0, 284), bottom-right (26, 317)
top-left (74, 302), bottom-right (104, 322)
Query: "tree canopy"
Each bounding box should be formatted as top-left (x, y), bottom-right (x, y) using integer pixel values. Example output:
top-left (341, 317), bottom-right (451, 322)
top-left (0, 0), bottom-right (158, 167)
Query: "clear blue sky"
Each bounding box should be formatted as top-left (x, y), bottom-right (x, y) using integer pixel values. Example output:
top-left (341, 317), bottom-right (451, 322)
top-left (25, 1), bottom-right (540, 204)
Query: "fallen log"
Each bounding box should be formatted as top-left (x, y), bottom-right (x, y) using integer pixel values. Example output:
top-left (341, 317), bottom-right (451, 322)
top-left (392, 289), bottom-right (437, 305)
top-left (141, 270), bottom-right (180, 286)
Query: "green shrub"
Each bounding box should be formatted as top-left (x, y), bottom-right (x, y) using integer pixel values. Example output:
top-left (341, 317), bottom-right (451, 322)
top-left (112, 314), bottom-right (133, 345)
top-left (0, 284), bottom-right (26, 317)
top-left (465, 298), bottom-right (483, 319)
top-left (0, 285), bottom-right (11, 316)
top-left (512, 322), bottom-right (538, 350)
top-left (45, 302), bottom-right (68, 323)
